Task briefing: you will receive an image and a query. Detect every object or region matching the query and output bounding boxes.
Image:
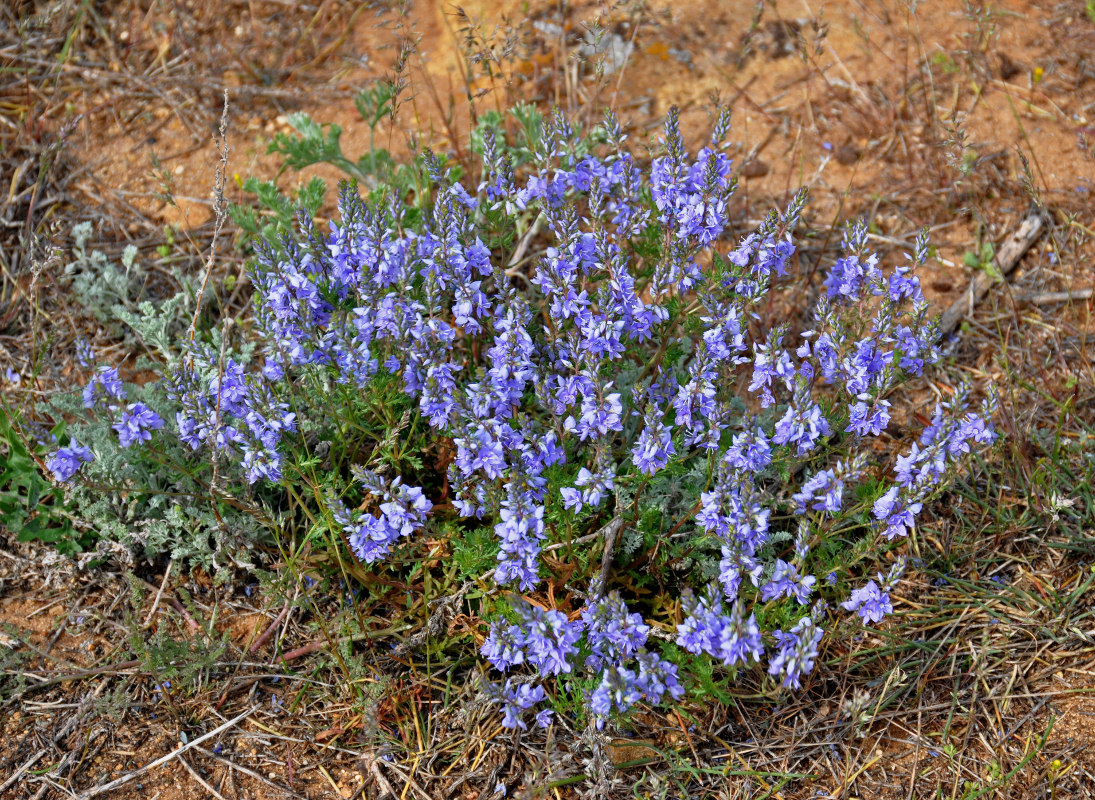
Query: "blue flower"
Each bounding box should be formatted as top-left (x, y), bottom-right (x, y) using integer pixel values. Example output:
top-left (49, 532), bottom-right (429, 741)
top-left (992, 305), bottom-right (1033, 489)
top-left (46, 442), bottom-right (94, 482)
top-left (760, 559), bottom-right (816, 605)
top-left (582, 591), bottom-right (649, 670)
top-left (841, 579), bottom-right (893, 624)
top-left (494, 493), bottom-right (545, 591)
top-left (768, 616), bottom-right (824, 689)
top-left (112, 403), bottom-right (164, 448)
top-left (82, 366), bottom-right (126, 409)
top-left (724, 426), bottom-right (771, 473)
top-left (492, 679), bottom-right (546, 730)
top-left (847, 400), bottom-right (890, 437)
top-left (480, 622), bottom-right (526, 672)
top-left (75, 339), bottom-right (95, 368)
top-left (344, 473), bottom-right (432, 563)
top-left (631, 414), bottom-right (675, 475)
top-left (772, 398), bottom-right (832, 456)
top-left (561, 465), bottom-right (616, 514)
top-left (872, 487), bottom-right (922, 540)
top-left (676, 589), bottom-right (764, 668)
top-left (65, 113), bottom-right (1001, 730)
top-left (792, 469), bottom-right (844, 515)
top-left (241, 444), bottom-right (282, 484)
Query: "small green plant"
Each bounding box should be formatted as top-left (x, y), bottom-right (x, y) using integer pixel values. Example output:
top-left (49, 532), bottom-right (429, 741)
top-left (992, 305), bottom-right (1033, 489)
top-left (230, 79), bottom-right (436, 249)
top-left (65, 222), bottom-right (142, 325)
top-left (963, 240), bottom-right (1000, 281)
top-left (229, 173), bottom-right (327, 248)
top-left (930, 50), bottom-right (960, 75)
top-left (0, 410), bottom-right (82, 553)
top-left (156, 224), bottom-right (177, 259)
top-left (265, 80), bottom-right (424, 195)
top-left (126, 579), bottom-right (229, 699)
top-left (469, 101), bottom-right (546, 169)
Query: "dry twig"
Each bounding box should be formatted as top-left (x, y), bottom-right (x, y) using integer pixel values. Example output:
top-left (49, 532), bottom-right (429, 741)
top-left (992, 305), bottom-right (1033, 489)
top-left (940, 209), bottom-right (1046, 335)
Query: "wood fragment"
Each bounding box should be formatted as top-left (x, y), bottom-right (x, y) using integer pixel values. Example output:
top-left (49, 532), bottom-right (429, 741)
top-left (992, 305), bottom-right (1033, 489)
top-left (143, 558), bottom-right (173, 628)
top-left (359, 752), bottom-right (397, 800)
top-left (193, 744), bottom-right (309, 800)
top-left (249, 603), bottom-right (290, 654)
top-left (178, 754), bottom-right (227, 800)
top-left (74, 709), bottom-right (254, 799)
top-left (939, 209), bottom-right (1046, 336)
top-left (0, 750), bottom-right (45, 795)
top-left (1015, 288), bottom-right (1094, 304)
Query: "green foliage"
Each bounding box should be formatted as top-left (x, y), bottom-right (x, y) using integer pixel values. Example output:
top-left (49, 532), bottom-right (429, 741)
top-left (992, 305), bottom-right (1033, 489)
top-left (229, 174), bottom-right (327, 246)
top-left (65, 222), bottom-right (141, 326)
top-left (469, 102), bottom-right (545, 168)
top-left (452, 524), bottom-right (498, 580)
top-left (0, 411), bottom-right (83, 553)
top-left (155, 225), bottom-right (176, 259)
top-left (264, 82), bottom-right (425, 196)
top-left (126, 579), bottom-right (229, 698)
top-left (680, 648), bottom-right (737, 706)
top-left (231, 79), bottom-right (442, 254)
top-left (63, 222), bottom-right (200, 350)
top-left (266, 113), bottom-right (350, 177)
top-left (931, 50), bottom-right (960, 75)
top-left (962, 240), bottom-right (1000, 282)
top-left (354, 81), bottom-right (398, 129)
top-left (23, 228), bottom-right (268, 571)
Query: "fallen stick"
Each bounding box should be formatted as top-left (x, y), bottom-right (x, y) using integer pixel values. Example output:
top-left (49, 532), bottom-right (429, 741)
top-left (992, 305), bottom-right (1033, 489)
top-left (1015, 288), bottom-right (1094, 304)
top-left (249, 603), bottom-right (290, 654)
top-left (272, 624), bottom-right (411, 665)
top-left (8, 659), bottom-right (141, 700)
top-left (178, 754), bottom-right (227, 800)
top-left (359, 753), bottom-right (397, 800)
top-left (939, 209), bottom-right (1046, 336)
top-left (74, 708), bottom-right (254, 799)
top-left (143, 558), bottom-right (174, 628)
top-left (192, 744), bottom-right (309, 800)
top-left (136, 576), bottom-right (201, 634)
top-left (0, 750), bottom-right (45, 795)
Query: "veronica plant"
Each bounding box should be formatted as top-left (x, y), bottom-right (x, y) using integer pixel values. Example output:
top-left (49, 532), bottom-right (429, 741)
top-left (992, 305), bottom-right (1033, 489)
top-left (43, 105), bottom-right (996, 729)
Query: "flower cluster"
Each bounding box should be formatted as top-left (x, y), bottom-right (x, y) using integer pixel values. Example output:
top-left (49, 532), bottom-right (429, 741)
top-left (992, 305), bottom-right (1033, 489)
top-left (168, 346), bottom-right (298, 484)
top-left (336, 469), bottom-right (433, 564)
top-left (82, 366), bottom-right (126, 410)
top-left (482, 591), bottom-right (683, 729)
top-left (46, 106), bottom-right (998, 729)
top-left (112, 402), bottom-right (164, 448)
top-left (842, 558), bottom-right (906, 624)
top-left (46, 441), bottom-right (94, 482)
top-left (677, 588), bottom-right (764, 668)
top-left (43, 364), bottom-right (163, 480)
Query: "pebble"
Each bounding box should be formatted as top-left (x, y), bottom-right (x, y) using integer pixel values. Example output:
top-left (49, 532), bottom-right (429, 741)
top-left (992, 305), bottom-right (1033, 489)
top-left (740, 159), bottom-right (770, 178)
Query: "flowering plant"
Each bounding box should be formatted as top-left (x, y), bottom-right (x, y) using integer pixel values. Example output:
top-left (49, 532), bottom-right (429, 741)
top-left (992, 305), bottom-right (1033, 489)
top-left (43, 105), bottom-right (995, 729)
